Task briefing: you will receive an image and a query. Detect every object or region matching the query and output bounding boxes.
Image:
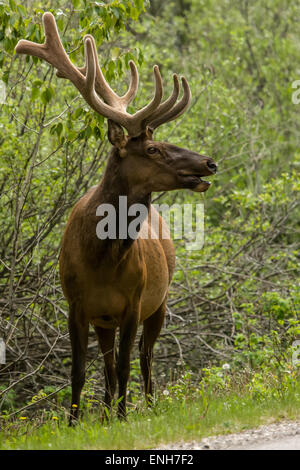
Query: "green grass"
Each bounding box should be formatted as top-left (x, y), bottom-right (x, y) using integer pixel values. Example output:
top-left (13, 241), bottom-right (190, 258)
top-left (1, 381), bottom-right (300, 450)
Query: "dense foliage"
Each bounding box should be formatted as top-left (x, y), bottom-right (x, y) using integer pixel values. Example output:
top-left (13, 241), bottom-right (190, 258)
top-left (0, 0), bottom-right (299, 417)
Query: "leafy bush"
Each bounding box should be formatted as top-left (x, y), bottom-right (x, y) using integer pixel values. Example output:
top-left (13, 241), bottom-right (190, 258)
top-left (0, 0), bottom-right (299, 416)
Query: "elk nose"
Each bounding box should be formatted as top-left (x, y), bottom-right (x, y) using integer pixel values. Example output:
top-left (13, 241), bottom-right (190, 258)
top-left (206, 160), bottom-right (217, 173)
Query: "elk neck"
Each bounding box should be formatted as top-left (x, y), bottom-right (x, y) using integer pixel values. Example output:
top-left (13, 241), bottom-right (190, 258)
top-left (83, 147), bottom-right (151, 262)
top-left (100, 148), bottom-right (151, 209)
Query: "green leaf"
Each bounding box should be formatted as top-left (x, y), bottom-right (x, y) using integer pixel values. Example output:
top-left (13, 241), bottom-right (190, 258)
top-left (56, 122), bottom-right (63, 136)
top-left (31, 87), bottom-right (40, 102)
top-left (84, 125), bottom-right (92, 139)
top-left (8, 0), bottom-right (16, 12)
top-left (41, 86), bottom-right (54, 105)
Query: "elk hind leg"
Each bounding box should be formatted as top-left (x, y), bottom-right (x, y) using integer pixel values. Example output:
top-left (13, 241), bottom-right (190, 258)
top-left (139, 300), bottom-right (166, 405)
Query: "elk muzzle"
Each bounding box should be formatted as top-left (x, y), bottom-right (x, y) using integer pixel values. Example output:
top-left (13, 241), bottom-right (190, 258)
top-left (176, 155), bottom-right (217, 192)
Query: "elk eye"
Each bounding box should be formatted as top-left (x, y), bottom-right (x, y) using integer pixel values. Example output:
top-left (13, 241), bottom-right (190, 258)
top-left (147, 146), bottom-right (159, 155)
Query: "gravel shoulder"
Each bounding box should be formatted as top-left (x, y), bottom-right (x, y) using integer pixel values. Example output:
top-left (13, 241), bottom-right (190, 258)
top-left (154, 419), bottom-right (300, 450)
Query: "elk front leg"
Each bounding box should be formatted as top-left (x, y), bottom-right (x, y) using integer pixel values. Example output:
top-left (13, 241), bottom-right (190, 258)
top-left (117, 313), bottom-right (139, 419)
top-left (68, 304), bottom-right (89, 426)
top-left (94, 326), bottom-right (117, 416)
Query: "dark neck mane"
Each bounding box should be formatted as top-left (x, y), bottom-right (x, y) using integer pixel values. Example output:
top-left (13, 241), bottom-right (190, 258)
top-left (82, 148), bottom-right (151, 264)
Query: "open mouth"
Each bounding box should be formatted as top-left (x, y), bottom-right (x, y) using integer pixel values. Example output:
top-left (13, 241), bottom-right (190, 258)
top-left (177, 170), bottom-right (212, 192)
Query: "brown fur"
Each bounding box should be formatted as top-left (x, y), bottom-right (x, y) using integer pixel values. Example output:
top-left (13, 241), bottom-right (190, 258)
top-left (14, 13), bottom-right (217, 423)
top-left (60, 130), bottom-right (216, 423)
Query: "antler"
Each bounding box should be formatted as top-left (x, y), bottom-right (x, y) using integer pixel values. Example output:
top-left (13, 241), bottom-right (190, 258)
top-left (15, 12), bottom-right (191, 136)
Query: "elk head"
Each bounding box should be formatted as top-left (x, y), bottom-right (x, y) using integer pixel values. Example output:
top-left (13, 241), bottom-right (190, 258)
top-left (15, 12), bottom-right (217, 194)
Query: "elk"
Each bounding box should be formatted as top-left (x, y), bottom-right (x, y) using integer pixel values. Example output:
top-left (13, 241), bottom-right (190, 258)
top-left (15, 12), bottom-right (217, 425)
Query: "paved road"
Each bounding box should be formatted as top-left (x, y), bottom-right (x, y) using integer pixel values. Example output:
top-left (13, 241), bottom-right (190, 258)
top-left (228, 435), bottom-right (300, 450)
top-left (155, 419), bottom-right (300, 450)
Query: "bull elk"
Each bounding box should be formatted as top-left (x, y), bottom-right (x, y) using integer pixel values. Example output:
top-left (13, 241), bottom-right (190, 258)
top-left (15, 12), bottom-right (217, 425)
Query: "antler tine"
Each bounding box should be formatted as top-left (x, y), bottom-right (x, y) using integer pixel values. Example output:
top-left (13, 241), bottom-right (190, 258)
top-left (15, 13), bottom-right (132, 127)
top-left (84, 37), bottom-right (96, 91)
top-left (78, 38), bottom-right (139, 111)
top-left (130, 65), bottom-right (163, 124)
top-left (144, 73), bottom-right (180, 126)
top-left (82, 37), bottom-right (135, 126)
top-left (15, 11), bottom-right (187, 137)
top-left (58, 34), bottom-right (139, 112)
top-left (15, 12), bottom-right (84, 84)
top-left (56, 33), bottom-right (121, 109)
top-left (148, 76), bottom-right (191, 130)
top-left (81, 34), bottom-right (126, 110)
top-left (83, 56), bottom-right (163, 134)
top-left (120, 60), bottom-right (139, 107)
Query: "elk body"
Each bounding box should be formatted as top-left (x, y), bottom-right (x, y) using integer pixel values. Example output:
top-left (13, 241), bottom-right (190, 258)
top-left (16, 13), bottom-right (217, 425)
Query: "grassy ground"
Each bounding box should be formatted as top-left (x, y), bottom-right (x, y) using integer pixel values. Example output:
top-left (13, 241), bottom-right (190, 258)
top-left (1, 379), bottom-right (300, 450)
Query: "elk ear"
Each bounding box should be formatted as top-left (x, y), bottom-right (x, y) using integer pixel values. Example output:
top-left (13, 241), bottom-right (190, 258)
top-left (145, 126), bottom-right (154, 139)
top-left (108, 120), bottom-right (127, 157)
